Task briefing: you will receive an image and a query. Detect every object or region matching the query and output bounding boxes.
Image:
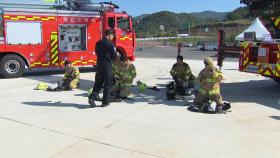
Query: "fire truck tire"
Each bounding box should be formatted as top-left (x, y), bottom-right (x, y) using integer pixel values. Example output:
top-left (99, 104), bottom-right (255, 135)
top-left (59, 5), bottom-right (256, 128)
top-left (0, 54), bottom-right (25, 78)
top-left (273, 78), bottom-right (280, 84)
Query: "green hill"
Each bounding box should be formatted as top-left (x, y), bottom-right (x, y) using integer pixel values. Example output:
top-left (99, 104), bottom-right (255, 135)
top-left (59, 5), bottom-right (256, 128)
top-left (133, 7), bottom-right (251, 38)
top-left (224, 7), bottom-right (250, 20)
top-left (190, 11), bottom-right (227, 20)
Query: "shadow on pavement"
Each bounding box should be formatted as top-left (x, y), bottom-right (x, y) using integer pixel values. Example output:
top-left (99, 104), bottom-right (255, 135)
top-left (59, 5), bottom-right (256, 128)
top-left (270, 116), bottom-right (280, 120)
top-left (24, 67), bottom-right (95, 76)
top-left (221, 79), bottom-right (280, 110)
top-left (0, 67), bottom-right (95, 79)
top-left (74, 83), bottom-right (188, 107)
top-left (21, 67), bottom-right (96, 92)
top-left (22, 101), bottom-right (90, 109)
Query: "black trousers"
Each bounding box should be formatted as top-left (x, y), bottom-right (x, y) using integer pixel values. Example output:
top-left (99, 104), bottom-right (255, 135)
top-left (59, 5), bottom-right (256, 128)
top-left (92, 63), bottom-right (113, 104)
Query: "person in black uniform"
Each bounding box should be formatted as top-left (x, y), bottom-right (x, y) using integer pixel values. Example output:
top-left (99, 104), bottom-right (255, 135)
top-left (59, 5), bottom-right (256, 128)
top-left (88, 29), bottom-right (117, 107)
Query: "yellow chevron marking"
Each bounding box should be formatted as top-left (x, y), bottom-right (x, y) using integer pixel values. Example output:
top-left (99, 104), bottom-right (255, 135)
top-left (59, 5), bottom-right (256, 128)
top-left (51, 40), bottom-right (58, 47)
top-left (51, 45), bottom-right (58, 53)
top-left (10, 17), bottom-right (19, 20)
top-left (275, 18), bottom-right (280, 27)
top-left (51, 52), bottom-right (58, 59)
top-left (48, 17), bottom-right (56, 20)
top-left (17, 16), bottom-right (26, 18)
top-left (120, 36), bottom-right (132, 41)
top-left (52, 56), bottom-right (58, 64)
top-left (4, 15), bottom-right (56, 21)
top-left (264, 69), bottom-right (271, 76)
top-left (42, 63), bottom-right (50, 66)
top-left (51, 33), bottom-right (58, 38)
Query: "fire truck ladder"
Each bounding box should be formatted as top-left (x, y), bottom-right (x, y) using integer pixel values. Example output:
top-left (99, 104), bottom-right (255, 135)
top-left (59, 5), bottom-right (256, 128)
top-left (0, 1), bottom-right (119, 13)
top-left (0, 2), bottom-right (53, 9)
top-left (56, 0), bottom-right (119, 12)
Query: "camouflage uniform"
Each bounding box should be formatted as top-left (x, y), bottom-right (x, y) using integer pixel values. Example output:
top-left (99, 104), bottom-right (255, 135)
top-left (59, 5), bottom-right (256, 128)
top-left (112, 61), bottom-right (136, 97)
top-left (194, 57), bottom-right (223, 106)
top-left (64, 66), bottom-right (80, 89)
top-left (112, 59), bottom-right (121, 81)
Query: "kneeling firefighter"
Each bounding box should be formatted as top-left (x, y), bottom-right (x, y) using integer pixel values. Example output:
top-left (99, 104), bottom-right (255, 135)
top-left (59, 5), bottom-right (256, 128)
top-left (62, 61), bottom-right (80, 90)
top-left (194, 57), bottom-right (226, 113)
top-left (112, 55), bottom-right (136, 98)
top-left (169, 55), bottom-right (195, 96)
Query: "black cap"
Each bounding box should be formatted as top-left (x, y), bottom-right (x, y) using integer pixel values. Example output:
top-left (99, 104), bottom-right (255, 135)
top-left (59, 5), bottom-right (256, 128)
top-left (104, 29), bottom-right (115, 36)
top-left (64, 60), bottom-right (71, 66)
top-left (177, 55), bottom-right (183, 61)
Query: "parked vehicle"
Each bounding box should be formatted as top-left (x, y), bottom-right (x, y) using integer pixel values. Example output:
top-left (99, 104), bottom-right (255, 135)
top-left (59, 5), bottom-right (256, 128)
top-left (197, 42), bottom-right (218, 51)
top-left (182, 43), bottom-right (193, 47)
top-left (177, 34), bottom-right (189, 38)
top-left (0, 1), bottom-right (136, 78)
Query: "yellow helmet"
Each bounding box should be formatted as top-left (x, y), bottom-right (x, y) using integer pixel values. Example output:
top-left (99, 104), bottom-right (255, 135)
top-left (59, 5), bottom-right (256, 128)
top-left (137, 81), bottom-right (147, 92)
top-left (204, 57), bottom-right (214, 68)
top-left (35, 82), bottom-right (48, 90)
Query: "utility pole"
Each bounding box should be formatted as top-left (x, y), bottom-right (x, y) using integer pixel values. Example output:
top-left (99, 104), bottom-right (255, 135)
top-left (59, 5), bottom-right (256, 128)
top-left (188, 17), bottom-right (191, 35)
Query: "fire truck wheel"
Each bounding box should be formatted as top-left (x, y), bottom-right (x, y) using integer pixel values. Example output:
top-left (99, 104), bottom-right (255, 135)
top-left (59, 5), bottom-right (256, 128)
top-left (273, 78), bottom-right (280, 84)
top-left (0, 54), bottom-right (25, 78)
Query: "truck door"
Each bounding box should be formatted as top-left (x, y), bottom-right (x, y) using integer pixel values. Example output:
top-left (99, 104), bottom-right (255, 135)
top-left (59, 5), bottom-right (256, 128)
top-left (115, 16), bottom-right (135, 59)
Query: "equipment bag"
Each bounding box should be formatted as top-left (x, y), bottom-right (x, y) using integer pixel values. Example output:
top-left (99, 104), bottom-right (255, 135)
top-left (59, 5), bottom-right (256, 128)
top-left (166, 82), bottom-right (176, 100)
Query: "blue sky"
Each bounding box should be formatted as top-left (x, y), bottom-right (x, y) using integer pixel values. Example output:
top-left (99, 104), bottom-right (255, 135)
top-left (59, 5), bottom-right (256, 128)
top-left (2, 0), bottom-right (244, 16)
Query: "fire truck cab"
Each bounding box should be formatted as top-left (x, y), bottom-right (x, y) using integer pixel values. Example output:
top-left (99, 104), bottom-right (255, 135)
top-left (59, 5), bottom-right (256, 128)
top-left (0, 3), bottom-right (135, 78)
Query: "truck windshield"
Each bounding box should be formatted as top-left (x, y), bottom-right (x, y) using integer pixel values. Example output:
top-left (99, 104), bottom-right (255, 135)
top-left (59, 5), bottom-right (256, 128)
top-left (117, 17), bottom-right (130, 31)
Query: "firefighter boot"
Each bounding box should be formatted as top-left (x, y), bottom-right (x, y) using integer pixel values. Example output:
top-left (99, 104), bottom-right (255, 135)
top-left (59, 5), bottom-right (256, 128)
top-left (199, 102), bottom-right (208, 113)
top-left (88, 92), bottom-right (98, 108)
top-left (101, 102), bottom-right (110, 107)
top-left (223, 102), bottom-right (231, 111)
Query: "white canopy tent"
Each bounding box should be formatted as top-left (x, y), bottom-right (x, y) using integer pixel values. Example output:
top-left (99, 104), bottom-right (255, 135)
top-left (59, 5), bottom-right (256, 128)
top-left (235, 18), bottom-right (272, 41)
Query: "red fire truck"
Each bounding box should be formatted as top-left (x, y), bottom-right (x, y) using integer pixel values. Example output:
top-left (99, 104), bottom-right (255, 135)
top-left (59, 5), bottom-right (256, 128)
top-left (239, 0), bottom-right (280, 84)
top-left (0, 1), bottom-right (136, 78)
